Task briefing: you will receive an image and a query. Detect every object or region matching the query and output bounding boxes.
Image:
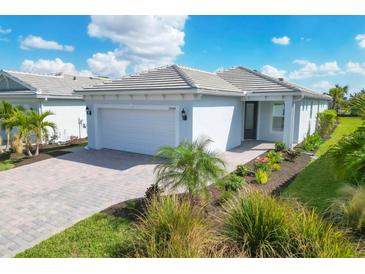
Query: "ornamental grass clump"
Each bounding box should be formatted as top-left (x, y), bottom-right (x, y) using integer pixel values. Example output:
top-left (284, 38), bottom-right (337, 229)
top-left (223, 191), bottom-right (358, 258)
top-left (134, 195), bottom-right (218, 258)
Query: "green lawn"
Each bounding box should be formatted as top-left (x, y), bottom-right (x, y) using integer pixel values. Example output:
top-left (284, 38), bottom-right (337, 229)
top-left (0, 159), bottom-right (15, 171)
top-left (283, 117), bottom-right (363, 213)
top-left (316, 117), bottom-right (362, 157)
top-left (16, 213), bottom-right (135, 258)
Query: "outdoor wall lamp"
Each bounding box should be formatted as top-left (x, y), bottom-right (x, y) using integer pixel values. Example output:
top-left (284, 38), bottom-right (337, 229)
top-left (181, 108), bottom-right (187, 121)
top-left (86, 106), bottom-right (92, 115)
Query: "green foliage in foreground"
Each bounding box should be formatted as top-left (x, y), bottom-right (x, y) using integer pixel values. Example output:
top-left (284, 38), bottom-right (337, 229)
top-left (223, 191), bottom-right (357, 258)
top-left (16, 214), bottom-right (134, 258)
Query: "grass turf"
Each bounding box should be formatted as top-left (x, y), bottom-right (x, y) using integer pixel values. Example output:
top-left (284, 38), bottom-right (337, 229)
top-left (16, 213), bottom-right (135, 258)
top-left (316, 117), bottom-right (363, 157)
top-left (282, 117), bottom-right (363, 213)
top-left (0, 159), bottom-right (15, 171)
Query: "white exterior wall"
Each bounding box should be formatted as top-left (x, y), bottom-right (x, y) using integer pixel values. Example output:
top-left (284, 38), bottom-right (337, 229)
top-left (41, 99), bottom-right (87, 141)
top-left (83, 94), bottom-right (194, 150)
top-left (257, 101), bottom-right (284, 142)
top-left (192, 95), bottom-right (242, 152)
top-left (296, 99), bottom-right (329, 144)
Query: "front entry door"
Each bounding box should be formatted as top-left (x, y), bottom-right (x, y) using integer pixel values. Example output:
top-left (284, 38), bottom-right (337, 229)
top-left (244, 101), bottom-right (258, 139)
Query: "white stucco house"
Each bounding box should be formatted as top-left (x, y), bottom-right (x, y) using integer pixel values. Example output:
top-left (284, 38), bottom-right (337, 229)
top-left (0, 70), bottom-right (105, 142)
top-left (75, 65), bottom-right (331, 155)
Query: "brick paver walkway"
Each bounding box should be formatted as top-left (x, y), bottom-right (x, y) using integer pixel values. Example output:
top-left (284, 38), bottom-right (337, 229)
top-left (0, 141), bottom-right (272, 257)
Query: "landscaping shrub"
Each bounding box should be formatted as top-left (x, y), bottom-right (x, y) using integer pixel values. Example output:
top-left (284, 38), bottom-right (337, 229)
top-left (134, 195), bottom-right (218, 258)
top-left (267, 150), bottom-right (284, 165)
top-left (218, 173), bottom-right (246, 192)
top-left (317, 109), bottom-right (337, 137)
top-left (255, 168), bottom-right (269, 184)
top-left (254, 156), bottom-right (270, 172)
top-left (223, 191), bottom-right (291, 257)
top-left (0, 159), bottom-right (15, 171)
top-left (270, 163), bottom-right (281, 171)
top-left (235, 164), bottom-right (249, 177)
top-left (275, 140), bottom-right (287, 152)
top-left (330, 185), bottom-right (365, 233)
top-left (302, 132), bottom-right (323, 152)
top-left (223, 191), bottom-right (357, 258)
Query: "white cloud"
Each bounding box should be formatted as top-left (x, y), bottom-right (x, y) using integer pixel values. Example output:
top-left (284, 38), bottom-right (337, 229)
top-left (87, 51), bottom-right (129, 78)
top-left (20, 35), bottom-right (74, 52)
top-left (271, 36), bottom-right (290, 45)
top-left (21, 58), bottom-right (80, 75)
top-left (355, 34), bottom-right (365, 48)
top-left (312, 80), bottom-right (333, 92)
top-left (346, 61), bottom-right (365, 76)
top-left (289, 60), bottom-right (342, 79)
top-left (87, 15), bottom-right (187, 73)
top-left (0, 26), bottom-right (11, 34)
top-left (261, 65), bottom-right (287, 78)
top-left (300, 37), bottom-right (311, 42)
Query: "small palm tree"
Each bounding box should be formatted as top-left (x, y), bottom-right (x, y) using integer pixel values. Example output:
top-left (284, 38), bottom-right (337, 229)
top-left (0, 100), bottom-right (25, 151)
top-left (9, 109), bottom-right (34, 156)
top-left (326, 85), bottom-right (348, 114)
top-left (154, 137), bottom-right (226, 197)
top-left (28, 110), bottom-right (56, 156)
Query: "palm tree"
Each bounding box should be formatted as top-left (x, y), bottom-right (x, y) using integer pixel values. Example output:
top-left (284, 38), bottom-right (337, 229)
top-left (9, 109), bottom-right (34, 156)
top-left (0, 100), bottom-right (25, 151)
top-left (28, 110), bottom-right (56, 156)
top-left (326, 85), bottom-right (349, 114)
top-left (154, 137), bottom-right (226, 197)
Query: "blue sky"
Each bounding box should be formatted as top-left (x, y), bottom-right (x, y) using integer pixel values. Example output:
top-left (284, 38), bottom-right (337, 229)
top-left (0, 16), bottom-right (365, 94)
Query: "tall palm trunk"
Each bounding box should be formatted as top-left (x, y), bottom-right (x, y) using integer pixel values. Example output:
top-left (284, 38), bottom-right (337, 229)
top-left (35, 140), bottom-right (40, 156)
top-left (5, 129), bottom-right (10, 151)
top-left (26, 141), bottom-right (33, 157)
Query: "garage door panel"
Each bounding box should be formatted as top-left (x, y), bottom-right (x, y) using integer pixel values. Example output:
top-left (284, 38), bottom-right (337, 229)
top-left (99, 108), bottom-right (176, 155)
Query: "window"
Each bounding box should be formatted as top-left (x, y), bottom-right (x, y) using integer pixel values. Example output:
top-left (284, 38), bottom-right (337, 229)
top-left (272, 103), bottom-right (284, 131)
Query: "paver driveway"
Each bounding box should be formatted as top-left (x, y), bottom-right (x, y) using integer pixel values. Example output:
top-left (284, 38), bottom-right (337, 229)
top-left (0, 141), bottom-right (272, 257)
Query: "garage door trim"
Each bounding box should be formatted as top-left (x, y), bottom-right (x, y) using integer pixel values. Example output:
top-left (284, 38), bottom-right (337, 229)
top-left (93, 104), bottom-right (180, 150)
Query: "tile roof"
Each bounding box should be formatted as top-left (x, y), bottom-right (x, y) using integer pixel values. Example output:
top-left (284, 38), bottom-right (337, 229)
top-left (217, 66), bottom-right (331, 100)
top-left (0, 70), bottom-right (106, 97)
top-left (78, 65), bottom-right (241, 93)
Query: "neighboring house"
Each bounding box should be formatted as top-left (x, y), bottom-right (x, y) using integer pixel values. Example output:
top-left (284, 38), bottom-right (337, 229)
top-left (0, 70), bottom-right (105, 142)
top-left (75, 65), bottom-right (331, 155)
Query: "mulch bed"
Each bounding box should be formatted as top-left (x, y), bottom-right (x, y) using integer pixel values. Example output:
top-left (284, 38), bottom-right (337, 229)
top-left (0, 138), bottom-right (87, 169)
top-left (243, 152), bottom-right (312, 195)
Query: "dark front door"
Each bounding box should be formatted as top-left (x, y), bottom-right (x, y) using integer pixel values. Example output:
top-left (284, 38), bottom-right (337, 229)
top-left (244, 101), bottom-right (258, 139)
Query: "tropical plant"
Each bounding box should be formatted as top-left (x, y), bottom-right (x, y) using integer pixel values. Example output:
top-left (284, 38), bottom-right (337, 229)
top-left (144, 183), bottom-right (162, 202)
top-left (134, 195), bottom-right (218, 258)
top-left (235, 164), bottom-right (249, 177)
top-left (255, 168), bottom-right (269, 184)
top-left (8, 109), bottom-right (34, 156)
top-left (0, 100), bottom-right (25, 152)
top-left (270, 163), bottom-right (281, 171)
top-left (326, 84), bottom-right (349, 114)
top-left (302, 132), bottom-right (323, 152)
top-left (223, 191), bottom-right (357, 258)
top-left (331, 127), bottom-right (365, 182)
top-left (317, 109), bottom-right (337, 137)
top-left (266, 150), bottom-right (284, 165)
top-left (275, 140), bottom-right (287, 152)
top-left (154, 137), bottom-right (226, 198)
top-left (28, 110), bottom-right (56, 156)
top-left (253, 156), bottom-right (270, 172)
top-left (217, 173), bottom-right (246, 192)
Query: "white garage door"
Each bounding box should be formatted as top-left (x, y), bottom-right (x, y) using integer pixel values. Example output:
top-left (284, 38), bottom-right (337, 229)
top-left (99, 107), bottom-right (176, 155)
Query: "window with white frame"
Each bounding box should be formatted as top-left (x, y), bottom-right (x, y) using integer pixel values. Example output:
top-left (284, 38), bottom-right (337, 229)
top-left (272, 103), bottom-right (285, 131)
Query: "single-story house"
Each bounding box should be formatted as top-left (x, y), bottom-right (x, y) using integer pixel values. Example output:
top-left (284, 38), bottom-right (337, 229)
top-left (0, 70), bottom-right (105, 142)
top-left (75, 65), bottom-right (331, 155)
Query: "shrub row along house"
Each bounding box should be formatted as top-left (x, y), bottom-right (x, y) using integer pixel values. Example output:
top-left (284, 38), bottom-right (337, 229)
top-left (74, 65), bottom-right (331, 155)
top-left (0, 70), bottom-right (104, 142)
